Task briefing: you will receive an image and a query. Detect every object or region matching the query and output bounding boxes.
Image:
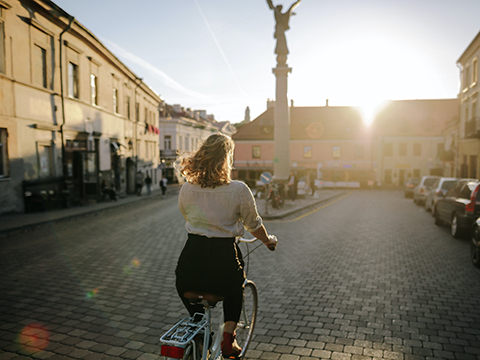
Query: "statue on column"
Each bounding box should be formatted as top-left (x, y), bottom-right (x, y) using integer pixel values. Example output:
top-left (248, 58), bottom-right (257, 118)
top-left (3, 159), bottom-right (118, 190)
top-left (266, 0), bottom-right (301, 66)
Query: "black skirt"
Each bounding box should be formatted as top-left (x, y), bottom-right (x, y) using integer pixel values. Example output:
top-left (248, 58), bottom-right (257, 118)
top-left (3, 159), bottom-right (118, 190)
top-left (175, 234), bottom-right (245, 297)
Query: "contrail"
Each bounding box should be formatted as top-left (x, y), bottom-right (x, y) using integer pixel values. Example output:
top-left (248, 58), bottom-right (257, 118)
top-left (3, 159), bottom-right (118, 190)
top-left (193, 0), bottom-right (250, 99)
top-left (101, 37), bottom-right (212, 101)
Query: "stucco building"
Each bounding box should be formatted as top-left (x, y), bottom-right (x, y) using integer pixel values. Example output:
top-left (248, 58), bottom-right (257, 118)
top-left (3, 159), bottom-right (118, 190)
top-left (233, 99), bottom-right (459, 188)
top-left (457, 30), bottom-right (480, 180)
top-left (159, 104), bottom-right (236, 184)
top-left (0, 0), bottom-right (162, 214)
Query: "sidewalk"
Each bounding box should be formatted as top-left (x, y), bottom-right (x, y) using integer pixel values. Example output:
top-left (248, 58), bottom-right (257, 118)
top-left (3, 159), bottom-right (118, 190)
top-left (0, 186), bottom-right (344, 234)
top-left (258, 189), bottom-right (345, 220)
top-left (0, 185), bottom-right (181, 235)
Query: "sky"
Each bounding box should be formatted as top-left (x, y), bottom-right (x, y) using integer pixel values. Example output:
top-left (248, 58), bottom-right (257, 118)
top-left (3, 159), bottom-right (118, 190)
top-left (52, 0), bottom-right (480, 124)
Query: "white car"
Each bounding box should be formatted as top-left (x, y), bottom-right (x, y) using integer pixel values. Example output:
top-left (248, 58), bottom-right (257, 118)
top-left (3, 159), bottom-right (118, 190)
top-left (424, 177), bottom-right (458, 213)
top-left (413, 176), bottom-right (440, 205)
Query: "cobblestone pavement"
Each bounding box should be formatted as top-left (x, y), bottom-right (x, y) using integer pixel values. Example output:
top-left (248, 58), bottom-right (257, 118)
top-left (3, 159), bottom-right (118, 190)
top-left (1, 190), bottom-right (480, 360)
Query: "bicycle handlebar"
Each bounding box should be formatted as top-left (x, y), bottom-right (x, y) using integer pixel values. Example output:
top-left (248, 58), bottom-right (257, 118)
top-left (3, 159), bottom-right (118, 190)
top-left (238, 235), bottom-right (277, 251)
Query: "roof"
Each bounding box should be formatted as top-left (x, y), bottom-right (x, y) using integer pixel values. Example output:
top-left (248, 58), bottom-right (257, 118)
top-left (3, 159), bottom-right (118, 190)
top-left (373, 99), bottom-right (459, 137)
top-left (233, 105), bottom-right (368, 141)
top-left (234, 99), bottom-right (459, 141)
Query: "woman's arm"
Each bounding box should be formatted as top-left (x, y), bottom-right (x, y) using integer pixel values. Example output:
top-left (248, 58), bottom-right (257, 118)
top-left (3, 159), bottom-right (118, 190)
top-left (251, 224), bottom-right (277, 250)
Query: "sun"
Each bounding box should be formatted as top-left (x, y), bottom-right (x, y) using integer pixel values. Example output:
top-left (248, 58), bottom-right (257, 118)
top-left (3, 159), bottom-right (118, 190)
top-left (312, 32), bottom-right (440, 125)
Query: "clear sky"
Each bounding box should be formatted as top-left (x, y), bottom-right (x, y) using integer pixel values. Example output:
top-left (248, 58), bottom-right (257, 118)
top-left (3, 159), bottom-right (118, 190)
top-left (53, 0), bottom-right (480, 124)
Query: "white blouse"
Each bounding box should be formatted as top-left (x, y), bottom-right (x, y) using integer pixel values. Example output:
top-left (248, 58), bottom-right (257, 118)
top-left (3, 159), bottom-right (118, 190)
top-left (178, 180), bottom-right (263, 238)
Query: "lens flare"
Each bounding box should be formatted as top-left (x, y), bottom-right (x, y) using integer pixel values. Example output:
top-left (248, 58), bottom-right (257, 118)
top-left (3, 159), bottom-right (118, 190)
top-left (18, 323), bottom-right (50, 353)
top-left (86, 288), bottom-right (99, 298)
top-left (131, 258), bottom-right (141, 267)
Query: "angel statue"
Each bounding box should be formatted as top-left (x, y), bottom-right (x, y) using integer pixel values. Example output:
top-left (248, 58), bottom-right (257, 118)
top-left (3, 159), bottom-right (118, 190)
top-left (266, 0), bottom-right (301, 64)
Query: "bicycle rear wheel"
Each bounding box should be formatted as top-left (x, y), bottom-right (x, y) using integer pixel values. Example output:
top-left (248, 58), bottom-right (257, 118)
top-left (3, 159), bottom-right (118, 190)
top-left (236, 280), bottom-right (258, 358)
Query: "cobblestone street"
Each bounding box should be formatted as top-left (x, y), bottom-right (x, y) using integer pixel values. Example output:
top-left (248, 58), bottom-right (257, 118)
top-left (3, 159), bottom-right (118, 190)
top-left (1, 190), bottom-right (480, 360)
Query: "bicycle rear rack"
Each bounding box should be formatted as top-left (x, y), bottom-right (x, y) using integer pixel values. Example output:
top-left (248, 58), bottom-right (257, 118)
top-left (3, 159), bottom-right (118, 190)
top-left (160, 313), bottom-right (207, 347)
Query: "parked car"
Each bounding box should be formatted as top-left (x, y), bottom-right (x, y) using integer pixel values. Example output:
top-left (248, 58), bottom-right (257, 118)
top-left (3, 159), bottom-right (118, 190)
top-left (404, 178), bottom-right (420, 198)
top-left (470, 215), bottom-right (480, 268)
top-left (413, 176), bottom-right (440, 205)
top-left (434, 180), bottom-right (480, 238)
top-left (424, 177), bottom-right (458, 213)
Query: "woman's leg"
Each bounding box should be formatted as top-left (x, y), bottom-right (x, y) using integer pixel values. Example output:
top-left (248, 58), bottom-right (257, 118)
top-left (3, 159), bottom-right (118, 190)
top-left (222, 288), bottom-right (243, 354)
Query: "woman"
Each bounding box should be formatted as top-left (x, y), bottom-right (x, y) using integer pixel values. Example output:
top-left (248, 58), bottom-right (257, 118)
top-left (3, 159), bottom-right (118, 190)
top-left (175, 133), bottom-right (277, 358)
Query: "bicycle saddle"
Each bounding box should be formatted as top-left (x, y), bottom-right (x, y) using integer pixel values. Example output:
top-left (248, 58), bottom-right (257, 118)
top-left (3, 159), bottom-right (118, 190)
top-left (184, 291), bottom-right (224, 306)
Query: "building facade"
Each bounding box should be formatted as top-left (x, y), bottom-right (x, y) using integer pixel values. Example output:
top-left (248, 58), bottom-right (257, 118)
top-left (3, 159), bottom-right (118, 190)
top-left (0, 0), bottom-right (162, 214)
top-left (457, 30), bottom-right (480, 180)
top-left (233, 99), bottom-right (459, 189)
top-left (159, 104), bottom-right (236, 184)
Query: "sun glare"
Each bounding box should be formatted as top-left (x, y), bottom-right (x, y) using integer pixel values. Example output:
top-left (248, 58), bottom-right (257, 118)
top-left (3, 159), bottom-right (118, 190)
top-left (313, 33), bottom-right (439, 126)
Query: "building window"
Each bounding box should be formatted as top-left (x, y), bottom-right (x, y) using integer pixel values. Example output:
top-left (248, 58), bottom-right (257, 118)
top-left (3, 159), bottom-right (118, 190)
top-left (0, 128), bottom-right (9, 178)
top-left (384, 169), bottom-right (392, 185)
top-left (164, 135), bottom-right (171, 150)
top-left (33, 44), bottom-right (47, 88)
top-left (354, 145), bottom-right (363, 158)
top-left (413, 169), bottom-right (420, 178)
top-left (304, 146), bottom-right (312, 159)
top-left (0, 18), bottom-right (5, 74)
top-left (145, 107), bottom-right (148, 124)
top-left (252, 146), bottom-right (261, 159)
top-left (332, 146), bottom-right (340, 159)
top-left (473, 59), bottom-right (478, 85)
top-left (126, 96), bottom-right (131, 120)
top-left (113, 88), bottom-right (119, 113)
top-left (383, 143), bottom-right (393, 156)
top-left (135, 102), bottom-right (139, 122)
top-left (90, 74), bottom-right (98, 105)
top-left (399, 143), bottom-right (407, 156)
top-left (413, 143), bottom-right (421, 156)
top-left (68, 62), bottom-right (79, 98)
top-left (38, 144), bottom-right (53, 177)
top-left (470, 155), bottom-right (477, 179)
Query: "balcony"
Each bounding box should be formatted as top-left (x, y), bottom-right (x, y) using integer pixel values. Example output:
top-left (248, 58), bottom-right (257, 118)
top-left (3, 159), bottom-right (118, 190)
top-left (160, 149), bottom-right (178, 159)
top-left (465, 117), bottom-right (480, 138)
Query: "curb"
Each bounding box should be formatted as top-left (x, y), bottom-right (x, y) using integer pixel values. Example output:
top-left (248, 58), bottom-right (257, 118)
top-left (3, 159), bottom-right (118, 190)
top-left (261, 191), bottom-right (345, 220)
top-left (0, 186), bottom-right (181, 236)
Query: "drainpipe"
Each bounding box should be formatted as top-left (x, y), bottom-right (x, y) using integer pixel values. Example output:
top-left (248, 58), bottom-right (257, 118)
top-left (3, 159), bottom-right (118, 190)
top-left (59, 16), bottom-right (75, 186)
top-left (133, 77), bottom-right (143, 176)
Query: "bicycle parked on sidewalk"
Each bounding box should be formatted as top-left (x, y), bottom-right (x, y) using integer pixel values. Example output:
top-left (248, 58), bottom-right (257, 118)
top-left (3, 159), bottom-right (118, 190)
top-left (160, 236), bottom-right (277, 360)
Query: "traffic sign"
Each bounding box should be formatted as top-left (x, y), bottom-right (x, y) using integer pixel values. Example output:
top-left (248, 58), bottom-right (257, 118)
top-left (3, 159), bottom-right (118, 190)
top-left (260, 172), bottom-right (272, 184)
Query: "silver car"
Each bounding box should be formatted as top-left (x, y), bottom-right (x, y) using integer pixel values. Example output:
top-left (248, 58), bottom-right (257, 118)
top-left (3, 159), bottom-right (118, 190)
top-left (424, 177), bottom-right (458, 213)
top-left (413, 175), bottom-right (440, 205)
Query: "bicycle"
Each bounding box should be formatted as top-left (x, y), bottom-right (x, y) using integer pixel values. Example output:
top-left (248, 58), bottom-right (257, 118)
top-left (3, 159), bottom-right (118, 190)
top-left (160, 235), bottom-right (277, 360)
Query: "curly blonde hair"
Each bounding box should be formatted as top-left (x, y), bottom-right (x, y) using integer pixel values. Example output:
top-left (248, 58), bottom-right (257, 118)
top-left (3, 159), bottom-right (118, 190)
top-left (178, 133), bottom-right (234, 188)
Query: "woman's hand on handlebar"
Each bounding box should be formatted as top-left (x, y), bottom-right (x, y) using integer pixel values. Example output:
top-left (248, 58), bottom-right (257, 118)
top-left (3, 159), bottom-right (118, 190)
top-left (265, 235), bottom-right (278, 251)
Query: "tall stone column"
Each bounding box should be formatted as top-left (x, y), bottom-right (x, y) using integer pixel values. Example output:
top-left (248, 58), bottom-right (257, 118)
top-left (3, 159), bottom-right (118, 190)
top-left (266, 0), bottom-right (301, 181)
top-left (273, 65), bottom-right (291, 181)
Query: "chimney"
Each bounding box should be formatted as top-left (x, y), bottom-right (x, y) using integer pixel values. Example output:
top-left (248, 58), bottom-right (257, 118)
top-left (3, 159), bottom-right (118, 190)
top-left (290, 99), bottom-right (294, 107)
top-left (325, 99), bottom-right (329, 107)
top-left (173, 104), bottom-right (182, 113)
top-left (267, 99), bottom-right (275, 109)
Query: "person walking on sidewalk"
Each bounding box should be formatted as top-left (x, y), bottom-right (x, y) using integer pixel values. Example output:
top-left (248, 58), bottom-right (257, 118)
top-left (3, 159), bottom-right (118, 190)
top-left (135, 171), bottom-right (143, 196)
top-left (175, 133), bottom-right (277, 358)
top-left (160, 176), bottom-right (167, 198)
top-left (145, 174), bottom-right (152, 195)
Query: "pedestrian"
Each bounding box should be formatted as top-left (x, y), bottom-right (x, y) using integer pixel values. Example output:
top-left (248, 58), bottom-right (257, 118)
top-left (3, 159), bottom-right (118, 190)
top-left (160, 176), bottom-right (167, 198)
top-left (145, 174), bottom-right (152, 195)
top-left (175, 133), bottom-right (277, 358)
top-left (288, 171), bottom-right (298, 202)
top-left (309, 171), bottom-right (316, 197)
top-left (135, 171), bottom-right (143, 196)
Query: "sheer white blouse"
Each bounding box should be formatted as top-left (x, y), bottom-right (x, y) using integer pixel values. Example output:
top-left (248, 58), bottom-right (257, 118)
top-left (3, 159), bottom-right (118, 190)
top-left (178, 180), bottom-right (263, 238)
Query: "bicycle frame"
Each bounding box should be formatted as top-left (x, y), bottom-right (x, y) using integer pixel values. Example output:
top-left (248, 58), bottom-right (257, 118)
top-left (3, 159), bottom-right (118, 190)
top-left (160, 236), bottom-right (261, 360)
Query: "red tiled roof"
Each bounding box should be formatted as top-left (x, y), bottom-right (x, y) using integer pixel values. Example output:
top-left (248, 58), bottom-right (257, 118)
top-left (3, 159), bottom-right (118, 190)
top-left (233, 99), bottom-right (459, 141)
top-left (233, 106), bottom-right (367, 141)
top-left (373, 99), bottom-right (459, 137)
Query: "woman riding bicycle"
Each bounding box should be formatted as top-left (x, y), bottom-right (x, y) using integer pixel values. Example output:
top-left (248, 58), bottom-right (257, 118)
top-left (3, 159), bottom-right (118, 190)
top-left (175, 133), bottom-right (277, 358)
